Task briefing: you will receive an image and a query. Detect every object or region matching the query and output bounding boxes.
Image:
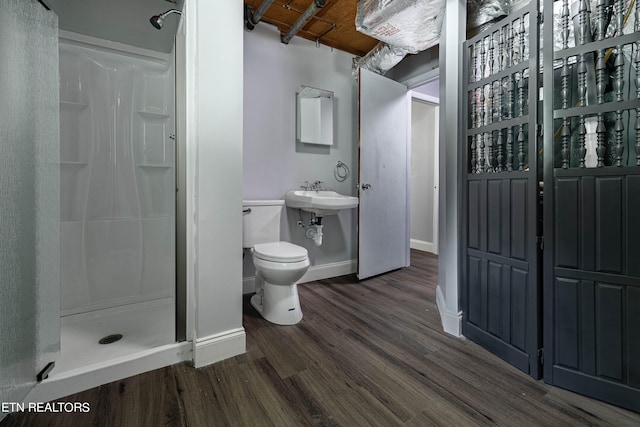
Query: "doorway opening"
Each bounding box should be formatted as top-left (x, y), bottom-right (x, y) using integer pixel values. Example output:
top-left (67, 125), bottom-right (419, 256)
top-left (409, 82), bottom-right (440, 256)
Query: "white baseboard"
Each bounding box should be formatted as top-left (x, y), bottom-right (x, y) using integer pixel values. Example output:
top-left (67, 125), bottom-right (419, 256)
top-left (410, 238), bottom-right (436, 254)
top-left (193, 328), bottom-right (246, 369)
top-left (243, 259), bottom-right (357, 294)
top-left (436, 285), bottom-right (462, 337)
top-left (300, 259), bottom-right (357, 283)
top-left (25, 342), bottom-right (192, 403)
top-left (25, 329), bottom-right (247, 403)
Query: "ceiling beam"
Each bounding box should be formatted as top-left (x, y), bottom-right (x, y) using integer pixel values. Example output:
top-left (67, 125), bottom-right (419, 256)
top-left (281, 0), bottom-right (325, 44)
top-left (246, 0), bottom-right (276, 30)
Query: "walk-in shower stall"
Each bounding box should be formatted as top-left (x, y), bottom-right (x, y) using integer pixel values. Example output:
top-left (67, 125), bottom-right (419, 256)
top-left (30, 34), bottom-right (181, 400)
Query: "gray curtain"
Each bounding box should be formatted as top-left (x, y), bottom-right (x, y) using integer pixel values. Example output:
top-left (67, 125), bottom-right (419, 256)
top-left (0, 0), bottom-right (60, 411)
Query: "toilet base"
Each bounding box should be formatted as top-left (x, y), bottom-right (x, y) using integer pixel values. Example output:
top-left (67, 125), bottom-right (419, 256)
top-left (251, 282), bottom-right (303, 325)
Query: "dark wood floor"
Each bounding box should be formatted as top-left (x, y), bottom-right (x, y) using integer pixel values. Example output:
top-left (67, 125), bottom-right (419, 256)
top-left (3, 250), bottom-right (639, 426)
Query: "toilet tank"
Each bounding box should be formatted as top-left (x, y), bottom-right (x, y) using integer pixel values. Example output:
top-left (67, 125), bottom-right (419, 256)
top-left (242, 200), bottom-right (284, 248)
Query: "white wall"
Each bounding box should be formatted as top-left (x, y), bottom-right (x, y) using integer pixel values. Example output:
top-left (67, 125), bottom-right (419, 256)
top-left (410, 100), bottom-right (438, 254)
top-left (243, 24), bottom-right (358, 283)
top-left (436, 0), bottom-right (465, 337)
top-left (185, 0), bottom-right (245, 367)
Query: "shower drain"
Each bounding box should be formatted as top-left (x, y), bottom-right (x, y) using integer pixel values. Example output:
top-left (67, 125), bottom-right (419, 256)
top-left (98, 334), bottom-right (123, 345)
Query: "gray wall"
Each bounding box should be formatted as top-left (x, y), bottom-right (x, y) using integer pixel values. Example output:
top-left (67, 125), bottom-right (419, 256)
top-left (410, 100), bottom-right (438, 250)
top-left (243, 24), bottom-right (358, 278)
top-left (48, 0), bottom-right (183, 53)
top-left (387, 45), bottom-right (439, 87)
top-left (413, 79), bottom-right (440, 98)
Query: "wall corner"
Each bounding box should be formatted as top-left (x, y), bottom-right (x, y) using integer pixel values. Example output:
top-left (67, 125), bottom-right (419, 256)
top-left (436, 285), bottom-right (462, 337)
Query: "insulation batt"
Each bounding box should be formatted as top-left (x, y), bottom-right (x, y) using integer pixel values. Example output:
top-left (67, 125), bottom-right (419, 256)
top-left (352, 42), bottom-right (408, 76)
top-left (355, 0), bottom-right (446, 53)
top-left (467, 0), bottom-right (511, 29)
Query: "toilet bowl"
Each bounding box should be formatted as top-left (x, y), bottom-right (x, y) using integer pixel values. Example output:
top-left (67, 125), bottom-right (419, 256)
top-left (243, 200), bottom-right (309, 325)
top-left (250, 241), bottom-right (309, 325)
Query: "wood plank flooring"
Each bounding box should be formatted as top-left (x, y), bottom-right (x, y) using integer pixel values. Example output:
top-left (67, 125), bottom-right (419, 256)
top-left (3, 250), bottom-right (639, 426)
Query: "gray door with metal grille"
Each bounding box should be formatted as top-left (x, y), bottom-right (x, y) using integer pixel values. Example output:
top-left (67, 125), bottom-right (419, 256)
top-left (461, 3), bottom-right (542, 379)
top-left (461, 0), bottom-right (640, 412)
top-left (542, 0), bottom-right (640, 412)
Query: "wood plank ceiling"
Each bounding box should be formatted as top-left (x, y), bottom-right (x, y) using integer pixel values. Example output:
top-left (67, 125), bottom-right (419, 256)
top-left (244, 0), bottom-right (379, 57)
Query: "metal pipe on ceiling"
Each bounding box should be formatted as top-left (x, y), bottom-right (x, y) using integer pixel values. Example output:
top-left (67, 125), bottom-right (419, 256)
top-left (246, 0), bottom-right (276, 30)
top-left (281, 0), bottom-right (326, 44)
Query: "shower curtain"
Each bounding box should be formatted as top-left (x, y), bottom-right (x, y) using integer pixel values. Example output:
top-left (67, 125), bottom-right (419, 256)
top-left (0, 0), bottom-right (60, 412)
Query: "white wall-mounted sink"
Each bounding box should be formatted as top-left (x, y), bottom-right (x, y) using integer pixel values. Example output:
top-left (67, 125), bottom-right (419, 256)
top-left (285, 189), bottom-right (358, 216)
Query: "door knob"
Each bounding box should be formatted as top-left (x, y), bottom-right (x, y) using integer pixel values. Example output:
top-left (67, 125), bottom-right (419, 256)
top-left (357, 182), bottom-right (371, 190)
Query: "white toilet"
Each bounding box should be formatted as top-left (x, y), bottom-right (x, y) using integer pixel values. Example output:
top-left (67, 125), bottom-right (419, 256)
top-left (243, 200), bottom-right (309, 325)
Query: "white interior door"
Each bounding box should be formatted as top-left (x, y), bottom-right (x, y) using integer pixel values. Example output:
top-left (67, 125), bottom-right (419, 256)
top-left (432, 106), bottom-right (439, 255)
top-left (357, 68), bottom-right (409, 279)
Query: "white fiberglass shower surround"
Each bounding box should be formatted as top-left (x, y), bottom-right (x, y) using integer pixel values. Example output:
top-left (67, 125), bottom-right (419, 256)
top-left (29, 32), bottom-right (185, 401)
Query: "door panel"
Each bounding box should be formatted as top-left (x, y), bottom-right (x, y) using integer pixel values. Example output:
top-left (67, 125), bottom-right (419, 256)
top-left (546, 170), bottom-right (640, 410)
top-left (462, 2), bottom-right (541, 379)
top-left (542, 0), bottom-right (640, 411)
top-left (357, 68), bottom-right (409, 280)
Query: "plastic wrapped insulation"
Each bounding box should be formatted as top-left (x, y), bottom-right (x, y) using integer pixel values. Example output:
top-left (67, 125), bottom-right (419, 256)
top-left (355, 0), bottom-right (446, 53)
top-left (467, 0), bottom-right (529, 33)
top-left (352, 42), bottom-right (410, 77)
top-left (467, 0), bottom-right (511, 31)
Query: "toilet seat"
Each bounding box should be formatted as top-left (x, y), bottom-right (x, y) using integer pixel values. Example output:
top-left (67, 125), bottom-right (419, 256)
top-left (253, 241), bottom-right (308, 263)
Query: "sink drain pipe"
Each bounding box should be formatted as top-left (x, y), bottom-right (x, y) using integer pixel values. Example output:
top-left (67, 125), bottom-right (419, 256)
top-left (297, 209), bottom-right (324, 246)
top-left (306, 224), bottom-right (323, 246)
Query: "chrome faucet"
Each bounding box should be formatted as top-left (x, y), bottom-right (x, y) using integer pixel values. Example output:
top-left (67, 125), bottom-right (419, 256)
top-left (301, 180), bottom-right (328, 191)
top-left (311, 180), bottom-right (326, 191)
